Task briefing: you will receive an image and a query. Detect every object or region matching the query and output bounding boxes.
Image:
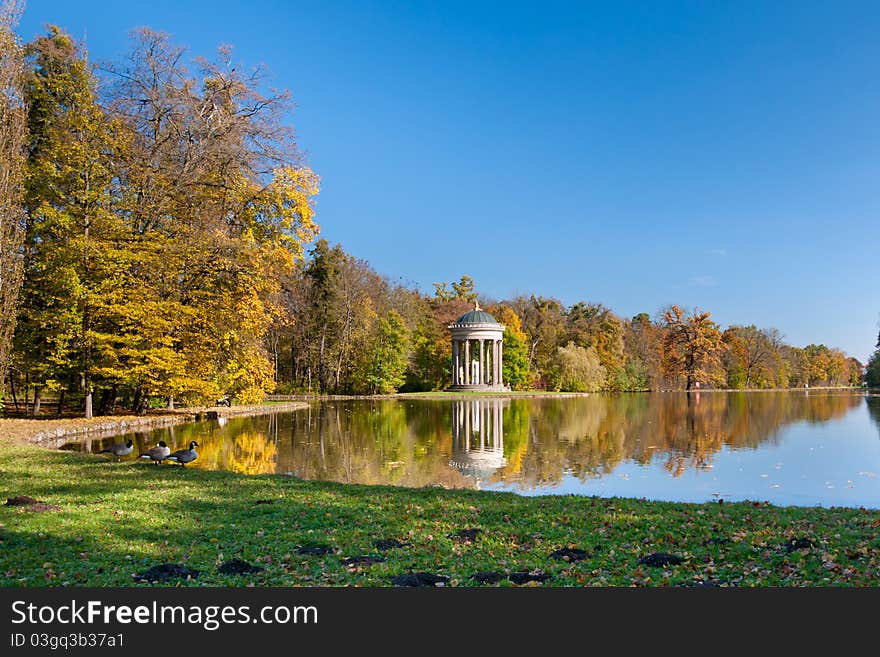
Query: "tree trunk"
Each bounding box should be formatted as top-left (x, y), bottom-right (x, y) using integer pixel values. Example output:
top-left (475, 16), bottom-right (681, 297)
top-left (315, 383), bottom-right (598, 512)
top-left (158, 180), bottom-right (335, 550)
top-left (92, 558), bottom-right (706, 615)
top-left (132, 387), bottom-right (142, 413)
top-left (32, 386), bottom-right (42, 416)
top-left (318, 329), bottom-right (326, 392)
top-left (135, 394), bottom-right (149, 416)
top-left (84, 389), bottom-right (93, 419)
top-left (9, 373), bottom-right (18, 413)
top-left (166, 395), bottom-right (174, 410)
top-left (98, 385), bottom-right (117, 415)
top-left (56, 388), bottom-right (66, 418)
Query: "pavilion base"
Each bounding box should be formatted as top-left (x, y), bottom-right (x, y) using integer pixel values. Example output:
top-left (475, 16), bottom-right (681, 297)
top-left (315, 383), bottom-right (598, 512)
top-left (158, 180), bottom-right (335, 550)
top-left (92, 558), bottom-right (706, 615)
top-left (445, 384), bottom-right (510, 392)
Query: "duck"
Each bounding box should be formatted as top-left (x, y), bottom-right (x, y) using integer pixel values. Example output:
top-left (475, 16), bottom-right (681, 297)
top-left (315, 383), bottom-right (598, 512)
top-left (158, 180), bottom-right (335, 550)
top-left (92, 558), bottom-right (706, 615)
top-left (165, 441), bottom-right (199, 467)
top-left (100, 439), bottom-right (134, 460)
top-left (138, 441), bottom-right (170, 464)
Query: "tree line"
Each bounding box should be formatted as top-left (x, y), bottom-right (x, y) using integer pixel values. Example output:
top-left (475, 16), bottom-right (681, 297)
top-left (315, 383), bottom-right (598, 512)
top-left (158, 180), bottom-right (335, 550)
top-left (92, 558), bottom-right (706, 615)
top-left (0, 12), bottom-right (318, 416)
top-left (867, 331), bottom-right (880, 388)
top-left (271, 258), bottom-right (862, 396)
top-left (0, 8), bottom-right (869, 418)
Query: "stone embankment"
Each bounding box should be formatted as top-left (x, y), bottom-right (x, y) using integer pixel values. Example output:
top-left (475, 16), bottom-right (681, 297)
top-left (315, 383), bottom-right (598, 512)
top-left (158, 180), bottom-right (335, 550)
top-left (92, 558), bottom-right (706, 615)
top-left (0, 402), bottom-right (308, 448)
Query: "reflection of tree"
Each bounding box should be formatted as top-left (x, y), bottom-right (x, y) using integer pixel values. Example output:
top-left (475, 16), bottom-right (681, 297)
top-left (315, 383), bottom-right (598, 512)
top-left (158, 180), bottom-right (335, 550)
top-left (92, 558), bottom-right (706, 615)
top-left (274, 401), bottom-right (473, 489)
top-left (227, 432), bottom-right (278, 475)
top-left (498, 402), bottom-right (530, 476)
top-left (497, 392), bottom-right (862, 488)
top-left (174, 419), bottom-right (278, 474)
top-left (866, 397), bottom-right (880, 435)
top-left (78, 393), bottom-right (865, 491)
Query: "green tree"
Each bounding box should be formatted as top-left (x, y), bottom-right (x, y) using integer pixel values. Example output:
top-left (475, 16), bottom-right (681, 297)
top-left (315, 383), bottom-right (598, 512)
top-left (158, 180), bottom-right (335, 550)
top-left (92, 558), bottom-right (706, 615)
top-left (622, 313), bottom-right (660, 390)
top-left (359, 310), bottom-right (410, 394)
top-left (511, 295), bottom-right (567, 387)
top-left (552, 342), bottom-right (606, 392)
top-left (433, 274), bottom-right (478, 303)
top-left (866, 353), bottom-right (880, 388)
top-left (0, 0), bottom-right (26, 414)
top-left (866, 330), bottom-right (880, 388)
top-left (566, 302), bottom-right (625, 389)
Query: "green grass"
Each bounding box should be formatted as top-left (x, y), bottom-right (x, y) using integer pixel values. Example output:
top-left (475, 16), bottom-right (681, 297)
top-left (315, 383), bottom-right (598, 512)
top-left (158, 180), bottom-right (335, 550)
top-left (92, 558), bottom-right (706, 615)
top-left (1, 443), bottom-right (879, 587)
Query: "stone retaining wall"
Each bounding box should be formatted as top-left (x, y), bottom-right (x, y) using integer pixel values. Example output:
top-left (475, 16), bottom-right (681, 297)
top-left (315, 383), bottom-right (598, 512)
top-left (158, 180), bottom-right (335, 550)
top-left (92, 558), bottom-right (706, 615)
top-left (6, 402), bottom-right (309, 449)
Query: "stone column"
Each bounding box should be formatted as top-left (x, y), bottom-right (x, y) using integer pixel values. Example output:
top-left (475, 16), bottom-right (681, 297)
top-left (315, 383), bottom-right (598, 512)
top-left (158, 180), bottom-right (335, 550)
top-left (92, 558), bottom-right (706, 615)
top-left (478, 340), bottom-right (485, 385)
top-left (497, 340), bottom-right (503, 385)
top-left (485, 342), bottom-right (492, 385)
top-left (463, 340), bottom-right (470, 385)
top-left (452, 340), bottom-right (459, 385)
top-left (489, 342), bottom-right (495, 384)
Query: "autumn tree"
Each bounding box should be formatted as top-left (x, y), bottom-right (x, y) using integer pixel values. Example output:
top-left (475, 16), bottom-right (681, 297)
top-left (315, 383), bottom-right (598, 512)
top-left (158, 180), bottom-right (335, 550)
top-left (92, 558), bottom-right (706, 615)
top-left (14, 26), bottom-right (121, 418)
top-left (846, 357), bottom-right (864, 387)
top-left (662, 305), bottom-right (723, 390)
top-left (490, 304), bottom-right (530, 390)
top-left (722, 325), bottom-right (783, 388)
top-left (802, 344), bottom-right (833, 386)
top-left (0, 0), bottom-right (26, 414)
top-left (101, 29), bottom-right (318, 408)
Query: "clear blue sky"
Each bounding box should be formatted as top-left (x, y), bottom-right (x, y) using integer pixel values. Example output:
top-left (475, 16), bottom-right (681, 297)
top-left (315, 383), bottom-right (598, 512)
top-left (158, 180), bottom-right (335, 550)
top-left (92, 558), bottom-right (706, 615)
top-left (17, 1), bottom-right (880, 360)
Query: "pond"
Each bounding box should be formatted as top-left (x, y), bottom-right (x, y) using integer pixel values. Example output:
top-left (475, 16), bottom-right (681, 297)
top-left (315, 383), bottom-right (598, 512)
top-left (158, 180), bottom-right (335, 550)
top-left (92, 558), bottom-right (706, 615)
top-left (65, 391), bottom-right (880, 509)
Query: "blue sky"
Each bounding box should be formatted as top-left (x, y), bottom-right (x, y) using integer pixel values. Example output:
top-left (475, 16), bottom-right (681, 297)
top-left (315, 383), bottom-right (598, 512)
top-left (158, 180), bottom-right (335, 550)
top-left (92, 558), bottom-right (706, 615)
top-left (17, 1), bottom-right (880, 360)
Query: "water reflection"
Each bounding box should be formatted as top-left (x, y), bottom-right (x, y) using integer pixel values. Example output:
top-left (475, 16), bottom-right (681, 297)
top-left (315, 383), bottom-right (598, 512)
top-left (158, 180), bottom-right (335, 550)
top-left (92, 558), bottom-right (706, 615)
top-left (449, 400), bottom-right (507, 488)
top-left (866, 395), bottom-right (880, 430)
top-left (66, 391), bottom-right (880, 506)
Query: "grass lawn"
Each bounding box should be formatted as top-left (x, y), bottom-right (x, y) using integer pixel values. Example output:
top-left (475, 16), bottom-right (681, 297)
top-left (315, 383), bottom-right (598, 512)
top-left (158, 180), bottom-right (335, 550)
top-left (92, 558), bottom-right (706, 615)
top-left (1, 443), bottom-right (879, 587)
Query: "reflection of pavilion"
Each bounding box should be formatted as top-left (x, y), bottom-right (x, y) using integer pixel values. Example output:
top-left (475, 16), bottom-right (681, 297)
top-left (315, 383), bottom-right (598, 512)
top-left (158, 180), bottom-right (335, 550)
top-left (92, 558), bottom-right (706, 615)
top-left (449, 399), bottom-right (506, 488)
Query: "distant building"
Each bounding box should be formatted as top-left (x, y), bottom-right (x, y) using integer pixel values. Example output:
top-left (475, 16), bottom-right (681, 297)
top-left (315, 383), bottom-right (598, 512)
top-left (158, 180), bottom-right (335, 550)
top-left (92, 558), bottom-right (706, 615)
top-left (447, 302), bottom-right (507, 391)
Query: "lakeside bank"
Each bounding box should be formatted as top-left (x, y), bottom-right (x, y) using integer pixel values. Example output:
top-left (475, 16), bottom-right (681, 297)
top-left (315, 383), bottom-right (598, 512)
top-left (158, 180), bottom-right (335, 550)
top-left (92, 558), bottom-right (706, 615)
top-left (0, 402), bottom-right (309, 448)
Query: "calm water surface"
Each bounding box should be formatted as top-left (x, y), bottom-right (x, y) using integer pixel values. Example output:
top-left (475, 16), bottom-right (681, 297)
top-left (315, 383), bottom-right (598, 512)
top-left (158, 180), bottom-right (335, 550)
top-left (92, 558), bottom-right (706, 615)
top-left (68, 391), bottom-right (880, 508)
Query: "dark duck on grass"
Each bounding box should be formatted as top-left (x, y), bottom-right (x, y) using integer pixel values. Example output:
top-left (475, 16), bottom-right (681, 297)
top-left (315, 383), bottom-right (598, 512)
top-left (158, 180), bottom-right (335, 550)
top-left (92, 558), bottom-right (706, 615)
top-left (166, 441), bottom-right (199, 467)
top-left (100, 439), bottom-right (133, 459)
top-left (138, 441), bottom-right (170, 464)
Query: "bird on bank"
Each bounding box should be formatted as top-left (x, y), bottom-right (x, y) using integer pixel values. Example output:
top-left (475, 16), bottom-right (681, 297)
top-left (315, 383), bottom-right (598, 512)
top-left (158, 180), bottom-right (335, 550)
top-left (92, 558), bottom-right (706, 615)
top-left (165, 441), bottom-right (199, 467)
top-left (138, 441), bottom-right (170, 464)
top-left (100, 439), bottom-right (133, 460)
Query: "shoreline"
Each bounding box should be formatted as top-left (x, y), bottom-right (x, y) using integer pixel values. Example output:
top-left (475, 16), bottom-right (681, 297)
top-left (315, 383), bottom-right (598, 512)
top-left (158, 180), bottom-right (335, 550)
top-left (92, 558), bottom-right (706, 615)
top-left (266, 386), bottom-right (868, 401)
top-left (0, 402), bottom-right (309, 448)
top-left (1, 386), bottom-right (871, 448)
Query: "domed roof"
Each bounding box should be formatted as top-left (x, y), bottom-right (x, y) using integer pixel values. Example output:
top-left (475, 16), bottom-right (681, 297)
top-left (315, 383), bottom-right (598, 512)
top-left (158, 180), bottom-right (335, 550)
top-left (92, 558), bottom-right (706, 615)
top-left (456, 309), bottom-right (498, 325)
